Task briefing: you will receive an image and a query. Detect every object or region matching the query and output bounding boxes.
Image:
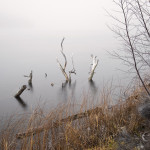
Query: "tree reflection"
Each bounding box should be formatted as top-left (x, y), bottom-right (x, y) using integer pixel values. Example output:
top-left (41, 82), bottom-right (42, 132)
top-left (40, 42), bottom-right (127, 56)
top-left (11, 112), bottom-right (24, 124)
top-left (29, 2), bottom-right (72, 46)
top-left (28, 82), bottom-right (34, 92)
top-left (69, 80), bottom-right (76, 98)
top-left (15, 96), bottom-right (27, 109)
top-left (58, 80), bottom-right (77, 101)
top-left (89, 80), bottom-right (98, 96)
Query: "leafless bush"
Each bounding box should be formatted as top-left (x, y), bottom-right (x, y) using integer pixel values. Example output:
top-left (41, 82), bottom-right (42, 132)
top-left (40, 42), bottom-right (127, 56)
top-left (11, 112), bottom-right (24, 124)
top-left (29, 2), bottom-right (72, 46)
top-left (109, 0), bottom-right (150, 96)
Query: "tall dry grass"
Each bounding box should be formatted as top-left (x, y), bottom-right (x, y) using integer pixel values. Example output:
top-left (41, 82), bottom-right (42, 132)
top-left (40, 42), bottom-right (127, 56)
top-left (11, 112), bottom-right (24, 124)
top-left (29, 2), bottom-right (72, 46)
top-left (0, 84), bottom-right (147, 150)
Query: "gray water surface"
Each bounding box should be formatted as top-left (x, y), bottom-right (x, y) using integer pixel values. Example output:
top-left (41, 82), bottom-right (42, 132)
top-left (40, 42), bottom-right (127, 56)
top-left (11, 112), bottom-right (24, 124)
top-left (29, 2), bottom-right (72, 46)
top-left (0, 31), bottom-right (128, 116)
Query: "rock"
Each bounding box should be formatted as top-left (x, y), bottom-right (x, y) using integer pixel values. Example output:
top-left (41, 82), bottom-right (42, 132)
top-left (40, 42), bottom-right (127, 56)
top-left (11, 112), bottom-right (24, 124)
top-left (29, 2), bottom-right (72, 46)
top-left (142, 132), bottom-right (150, 142)
top-left (138, 103), bottom-right (150, 121)
top-left (144, 142), bottom-right (150, 150)
top-left (115, 126), bottom-right (141, 150)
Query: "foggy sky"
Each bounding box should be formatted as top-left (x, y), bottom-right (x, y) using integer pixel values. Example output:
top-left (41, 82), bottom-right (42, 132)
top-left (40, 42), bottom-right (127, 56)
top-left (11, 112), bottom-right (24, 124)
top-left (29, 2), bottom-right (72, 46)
top-left (0, 0), bottom-right (115, 33)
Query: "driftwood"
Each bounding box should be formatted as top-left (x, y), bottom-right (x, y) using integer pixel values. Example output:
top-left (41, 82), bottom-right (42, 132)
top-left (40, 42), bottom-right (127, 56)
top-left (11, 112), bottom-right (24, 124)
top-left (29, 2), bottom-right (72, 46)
top-left (56, 38), bottom-right (76, 82)
top-left (24, 71), bottom-right (33, 85)
top-left (16, 107), bottom-right (102, 139)
top-left (14, 85), bottom-right (27, 98)
top-left (88, 55), bottom-right (99, 81)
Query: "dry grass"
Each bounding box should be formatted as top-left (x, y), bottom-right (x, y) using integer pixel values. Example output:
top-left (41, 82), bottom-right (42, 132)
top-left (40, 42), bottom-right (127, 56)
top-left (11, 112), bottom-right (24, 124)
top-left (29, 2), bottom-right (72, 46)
top-left (0, 85), bottom-right (148, 150)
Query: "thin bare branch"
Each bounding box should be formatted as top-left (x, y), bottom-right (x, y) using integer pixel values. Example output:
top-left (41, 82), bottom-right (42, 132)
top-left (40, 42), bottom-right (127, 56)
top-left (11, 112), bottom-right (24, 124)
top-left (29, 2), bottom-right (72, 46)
top-left (109, 0), bottom-right (150, 96)
top-left (61, 38), bottom-right (67, 70)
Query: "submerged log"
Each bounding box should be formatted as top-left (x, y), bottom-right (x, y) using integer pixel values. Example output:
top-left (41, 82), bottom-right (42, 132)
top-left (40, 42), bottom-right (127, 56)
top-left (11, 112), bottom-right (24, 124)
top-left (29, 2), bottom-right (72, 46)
top-left (14, 85), bottom-right (27, 98)
top-left (16, 107), bottom-right (102, 139)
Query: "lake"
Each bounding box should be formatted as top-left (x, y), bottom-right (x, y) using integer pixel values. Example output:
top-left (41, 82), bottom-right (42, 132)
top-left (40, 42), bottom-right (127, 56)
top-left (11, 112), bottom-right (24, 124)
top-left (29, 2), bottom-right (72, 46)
top-left (0, 29), bottom-right (129, 116)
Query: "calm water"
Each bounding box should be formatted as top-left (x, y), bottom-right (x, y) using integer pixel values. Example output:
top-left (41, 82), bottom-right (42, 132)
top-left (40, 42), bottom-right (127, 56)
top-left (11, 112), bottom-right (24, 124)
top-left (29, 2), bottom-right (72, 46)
top-left (0, 30), bottom-right (129, 116)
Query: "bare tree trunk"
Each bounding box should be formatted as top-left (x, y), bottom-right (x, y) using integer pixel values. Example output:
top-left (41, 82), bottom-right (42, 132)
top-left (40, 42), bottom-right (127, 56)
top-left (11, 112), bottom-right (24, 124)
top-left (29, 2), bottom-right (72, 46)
top-left (88, 55), bottom-right (99, 81)
top-left (69, 53), bottom-right (76, 82)
top-left (56, 59), bottom-right (69, 81)
top-left (28, 71), bottom-right (32, 85)
top-left (24, 70), bottom-right (33, 85)
top-left (57, 38), bottom-right (76, 82)
top-left (56, 38), bottom-right (69, 81)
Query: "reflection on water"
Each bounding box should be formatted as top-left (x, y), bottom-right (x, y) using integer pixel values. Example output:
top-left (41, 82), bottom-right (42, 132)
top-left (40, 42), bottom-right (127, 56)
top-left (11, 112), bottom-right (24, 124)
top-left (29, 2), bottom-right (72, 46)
top-left (59, 81), bottom-right (68, 101)
top-left (15, 96), bottom-right (28, 109)
top-left (28, 83), bottom-right (33, 92)
top-left (62, 81), bottom-right (68, 88)
top-left (88, 80), bottom-right (98, 96)
top-left (0, 33), bottom-right (127, 116)
top-left (57, 80), bottom-right (77, 101)
top-left (69, 80), bottom-right (76, 97)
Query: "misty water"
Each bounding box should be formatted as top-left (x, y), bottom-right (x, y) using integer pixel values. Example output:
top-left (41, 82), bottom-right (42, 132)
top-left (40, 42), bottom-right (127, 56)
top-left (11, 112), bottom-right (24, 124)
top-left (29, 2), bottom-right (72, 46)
top-left (0, 30), bottom-right (130, 117)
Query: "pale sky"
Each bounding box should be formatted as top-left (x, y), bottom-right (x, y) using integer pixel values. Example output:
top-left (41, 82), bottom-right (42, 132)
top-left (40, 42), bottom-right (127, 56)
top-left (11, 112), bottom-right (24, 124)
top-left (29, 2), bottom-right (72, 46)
top-left (0, 0), bottom-right (115, 32)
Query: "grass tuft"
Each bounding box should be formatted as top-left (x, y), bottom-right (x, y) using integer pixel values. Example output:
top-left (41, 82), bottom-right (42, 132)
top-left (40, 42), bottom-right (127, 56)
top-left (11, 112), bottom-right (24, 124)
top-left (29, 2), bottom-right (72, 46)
top-left (0, 84), bottom-right (149, 150)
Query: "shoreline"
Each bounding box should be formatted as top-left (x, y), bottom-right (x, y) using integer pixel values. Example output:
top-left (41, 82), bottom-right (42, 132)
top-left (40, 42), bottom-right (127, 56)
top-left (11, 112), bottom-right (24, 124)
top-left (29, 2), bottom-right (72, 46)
top-left (1, 85), bottom-right (150, 149)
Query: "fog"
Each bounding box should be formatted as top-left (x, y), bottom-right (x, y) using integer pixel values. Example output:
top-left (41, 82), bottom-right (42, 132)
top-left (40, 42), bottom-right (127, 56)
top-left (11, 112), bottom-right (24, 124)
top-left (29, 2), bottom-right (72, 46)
top-left (0, 0), bottom-right (129, 115)
top-left (0, 0), bottom-right (116, 32)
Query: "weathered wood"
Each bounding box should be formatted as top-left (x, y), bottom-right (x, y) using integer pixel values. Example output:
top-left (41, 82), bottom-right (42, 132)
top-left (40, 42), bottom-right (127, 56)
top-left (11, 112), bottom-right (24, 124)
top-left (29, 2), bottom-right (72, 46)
top-left (14, 85), bottom-right (27, 98)
top-left (88, 55), bottom-right (99, 81)
top-left (24, 71), bottom-right (33, 85)
top-left (16, 107), bottom-right (102, 139)
top-left (69, 53), bottom-right (76, 82)
top-left (56, 59), bottom-right (69, 81)
top-left (56, 38), bottom-right (69, 81)
top-left (57, 38), bottom-right (76, 82)
top-left (28, 71), bottom-right (32, 85)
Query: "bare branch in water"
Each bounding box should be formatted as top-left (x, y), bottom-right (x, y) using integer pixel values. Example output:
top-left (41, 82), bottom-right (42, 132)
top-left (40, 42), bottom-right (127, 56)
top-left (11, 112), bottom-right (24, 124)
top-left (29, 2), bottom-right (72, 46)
top-left (14, 85), bottom-right (27, 98)
top-left (69, 53), bottom-right (76, 82)
top-left (24, 70), bottom-right (33, 85)
top-left (88, 54), bottom-right (99, 81)
top-left (56, 38), bottom-right (76, 82)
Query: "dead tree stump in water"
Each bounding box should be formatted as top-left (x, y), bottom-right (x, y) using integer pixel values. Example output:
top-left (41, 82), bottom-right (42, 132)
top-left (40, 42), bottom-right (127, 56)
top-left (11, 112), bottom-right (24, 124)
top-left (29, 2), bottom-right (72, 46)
top-left (88, 54), bottom-right (99, 81)
top-left (24, 71), bottom-right (33, 86)
top-left (14, 85), bottom-right (27, 98)
top-left (56, 38), bottom-right (76, 82)
top-left (28, 71), bottom-right (32, 85)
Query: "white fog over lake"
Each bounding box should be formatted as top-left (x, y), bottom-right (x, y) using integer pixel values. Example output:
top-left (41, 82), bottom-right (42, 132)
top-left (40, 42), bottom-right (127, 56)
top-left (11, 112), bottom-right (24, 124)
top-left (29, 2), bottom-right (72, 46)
top-left (0, 0), bottom-right (130, 116)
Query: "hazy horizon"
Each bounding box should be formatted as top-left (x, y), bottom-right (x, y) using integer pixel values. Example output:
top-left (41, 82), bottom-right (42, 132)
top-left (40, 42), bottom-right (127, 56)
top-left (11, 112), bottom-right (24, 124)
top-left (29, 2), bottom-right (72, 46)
top-left (0, 0), bottom-right (128, 116)
top-left (0, 0), bottom-right (117, 33)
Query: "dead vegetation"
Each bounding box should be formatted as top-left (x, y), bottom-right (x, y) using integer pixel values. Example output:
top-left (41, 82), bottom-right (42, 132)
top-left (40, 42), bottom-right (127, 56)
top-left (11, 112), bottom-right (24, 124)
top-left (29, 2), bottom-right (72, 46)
top-left (1, 85), bottom-right (150, 150)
